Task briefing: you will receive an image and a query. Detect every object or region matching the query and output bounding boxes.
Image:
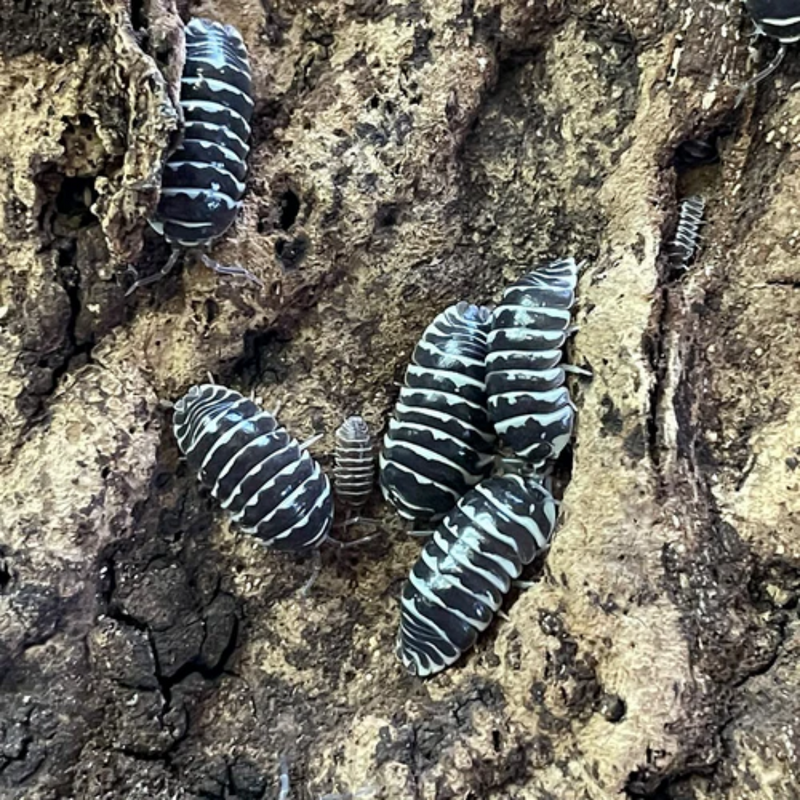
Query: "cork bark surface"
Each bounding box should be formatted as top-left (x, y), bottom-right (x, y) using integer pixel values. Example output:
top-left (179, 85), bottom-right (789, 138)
top-left (1, 0), bottom-right (799, 798)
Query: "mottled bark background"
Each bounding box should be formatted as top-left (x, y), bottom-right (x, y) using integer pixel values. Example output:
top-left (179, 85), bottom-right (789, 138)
top-left (1, 0), bottom-right (799, 798)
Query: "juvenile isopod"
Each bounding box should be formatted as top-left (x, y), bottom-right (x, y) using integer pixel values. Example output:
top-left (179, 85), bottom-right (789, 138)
top-left (333, 415), bottom-right (375, 511)
top-left (668, 196), bottom-right (705, 270)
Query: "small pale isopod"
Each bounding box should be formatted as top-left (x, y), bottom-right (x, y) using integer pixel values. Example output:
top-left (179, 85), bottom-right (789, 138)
top-left (333, 416), bottom-right (375, 511)
top-left (668, 195), bottom-right (705, 270)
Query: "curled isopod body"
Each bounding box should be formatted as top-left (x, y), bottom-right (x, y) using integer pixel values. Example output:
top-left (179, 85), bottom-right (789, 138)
top-left (173, 384), bottom-right (333, 551)
top-left (379, 302), bottom-right (496, 522)
top-left (485, 258), bottom-right (579, 465)
top-left (668, 196), bottom-right (705, 269)
top-left (333, 416), bottom-right (375, 510)
top-left (396, 474), bottom-right (557, 677)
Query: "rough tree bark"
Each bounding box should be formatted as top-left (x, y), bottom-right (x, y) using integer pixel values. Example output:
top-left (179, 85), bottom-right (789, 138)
top-left (1, 0), bottom-right (798, 798)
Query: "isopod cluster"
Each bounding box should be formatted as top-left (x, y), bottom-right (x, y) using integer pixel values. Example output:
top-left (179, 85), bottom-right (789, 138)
top-left (168, 259), bottom-right (580, 679)
top-left (173, 383), bottom-right (379, 573)
top-left (144, 0), bottom-right (761, 688)
top-left (381, 258), bottom-right (582, 675)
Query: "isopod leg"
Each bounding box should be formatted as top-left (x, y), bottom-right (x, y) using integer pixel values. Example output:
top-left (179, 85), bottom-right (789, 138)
top-left (563, 363), bottom-right (593, 377)
top-left (736, 43), bottom-right (786, 107)
top-left (406, 528), bottom-right (435, 538)
top-left (327, 531), bottom-right (381, 548)
top-left (277, 755), bottom-right (291, 800)
top-left (124, 249), bottom-right (182, 296)
top-left (198, 252), bottom-right (264, 288)
top-left (299, 432), bottom-right (324, 450)
top-left (340, 514), bottom-right (381, 528)
top-left (299, 549), bottom-right (322, 597)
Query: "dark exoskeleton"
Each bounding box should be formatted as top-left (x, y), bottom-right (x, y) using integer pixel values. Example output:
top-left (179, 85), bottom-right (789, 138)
top-left (396, 474), bottom-right (557, 677)
top-left (485, 258), bottom-right (581, 468)
top-left (379, 302), bottom-right (497, 523)
top-left (173, 384), bottom-right (333, 551)
top-left (128, 18), bottom-right (262, 294)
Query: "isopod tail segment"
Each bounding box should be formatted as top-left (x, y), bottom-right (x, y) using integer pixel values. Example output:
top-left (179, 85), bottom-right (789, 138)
top-left (737, 0), bottom-right (800, 106)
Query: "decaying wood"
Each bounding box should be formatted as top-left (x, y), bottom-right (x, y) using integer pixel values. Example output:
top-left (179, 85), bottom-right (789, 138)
top-left (1, 0), bottom-right (799, 798)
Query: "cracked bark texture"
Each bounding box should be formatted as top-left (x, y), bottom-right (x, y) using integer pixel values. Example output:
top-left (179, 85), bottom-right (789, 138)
top-left (1, 0), bottom-right (799, 798)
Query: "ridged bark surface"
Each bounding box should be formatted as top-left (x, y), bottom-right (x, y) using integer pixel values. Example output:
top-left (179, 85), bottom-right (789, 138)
top-left (1, 1), bottom-right (798, 798)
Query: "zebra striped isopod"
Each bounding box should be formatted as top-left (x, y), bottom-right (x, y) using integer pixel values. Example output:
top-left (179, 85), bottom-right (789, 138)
top-left (152, 18), bottom-right (254, 248)
top-left (126, 18), bottom-right (262, 294)
top-left (173, 384), bottom-right (333, 551)
top-left (485, 258), bottom-right (579, 465)
top-left (333, 416), bottom-right (375, 510)
top-left (668, 196), bottom-right (705, 270)
top-left (379, 302), bottom-right (496, 522)
top-left (397, 474), bottom-right (557, 677)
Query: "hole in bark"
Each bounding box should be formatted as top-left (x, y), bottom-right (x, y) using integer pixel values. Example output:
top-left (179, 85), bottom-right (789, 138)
top-left (55, 176), bottom-right (97, 226)
top-left (0, 554), bottom-right (11, 593)
top-left (278, 190), bottom-right (300, 230)
top-left (205, 298), bottom-right (219, 325)
top-left (671, 137), bottom-right (720, 172)
top-left (275, 234), bottom-right (309, 271)
top-left (131, 0), bottom-right (147, 31)
top-left (375, 203), bottom-right (400, 228)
